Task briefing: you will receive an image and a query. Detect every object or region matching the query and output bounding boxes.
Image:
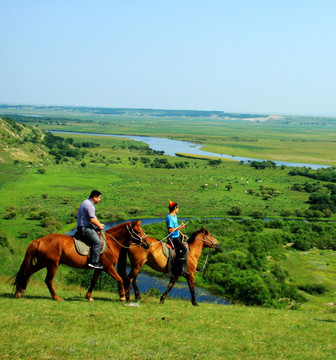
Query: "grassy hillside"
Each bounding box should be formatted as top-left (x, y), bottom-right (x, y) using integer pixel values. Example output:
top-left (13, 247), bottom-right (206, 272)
top-left (1, 280), bottom-right (335, 360)
top-left (0, 117), bottom-right (51, 163)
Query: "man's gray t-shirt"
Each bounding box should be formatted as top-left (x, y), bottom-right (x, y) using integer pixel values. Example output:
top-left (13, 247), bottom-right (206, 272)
top-left (77, 198), bottom-right (95, 228)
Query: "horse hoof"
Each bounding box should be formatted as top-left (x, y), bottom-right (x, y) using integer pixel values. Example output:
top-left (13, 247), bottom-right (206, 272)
top-left (53, 296), bottom-right (63, 301)
top-left (14, 292), bottom-right (22, 299)
top-left (192, 302), bottom-right (200, 306)
top-left (87, 297), bottom-right (94, 302)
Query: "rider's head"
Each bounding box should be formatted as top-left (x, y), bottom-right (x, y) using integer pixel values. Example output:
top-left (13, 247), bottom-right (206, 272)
top-left (90, 190), bottom-right (102, 204)
top-left (168, 200), bottom-right (178, 213)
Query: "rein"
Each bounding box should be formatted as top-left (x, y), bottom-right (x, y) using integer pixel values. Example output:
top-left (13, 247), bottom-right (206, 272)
top-left (147, 220), bottom-right (190, 246)
top-left (196, 232), bottom-right (216, 273)
top-left (196, 250), bottom-right (210, 273)
top-left (104, 225), bottom-right (148, 249)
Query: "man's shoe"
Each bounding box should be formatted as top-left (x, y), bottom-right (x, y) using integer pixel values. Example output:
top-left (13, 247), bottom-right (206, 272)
top-left (88, 263), bottom-right (104, 269)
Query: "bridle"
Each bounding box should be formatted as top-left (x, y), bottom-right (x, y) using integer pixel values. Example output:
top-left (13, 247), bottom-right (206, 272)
top-left (104, 224), bottom-right (148, 249)
top-left (199, 231), bottom-right (218, 248)
top-left (126, 224), bottom-right (148, 247)
top-left (196, 231), bottom-right (219, 273)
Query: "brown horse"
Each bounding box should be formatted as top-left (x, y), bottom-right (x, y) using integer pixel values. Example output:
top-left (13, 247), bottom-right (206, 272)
top-left (13, 221), bottom-right (148, 302)
top-left (118, 227), bottom-right (220, 306)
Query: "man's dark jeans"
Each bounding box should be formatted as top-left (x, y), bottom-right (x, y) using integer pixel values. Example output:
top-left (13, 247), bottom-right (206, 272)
top-left (78, 227), bottom-right (102, 264)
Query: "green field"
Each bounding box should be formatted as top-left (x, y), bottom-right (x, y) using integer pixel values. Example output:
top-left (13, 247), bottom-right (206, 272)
top-left (1, 281), bottom-right (335, 360)
top-left (0, 108), bottom-right (336, 359)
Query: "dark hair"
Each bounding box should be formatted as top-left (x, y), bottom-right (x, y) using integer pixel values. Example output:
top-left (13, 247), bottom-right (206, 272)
top-left (169, 202), bottom-right (178, 212)
top-left (90, 190), bottom-right (102, 198)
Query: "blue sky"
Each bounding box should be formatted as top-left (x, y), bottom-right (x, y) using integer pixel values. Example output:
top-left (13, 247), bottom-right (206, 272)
top-left (1, 0), bottom-right (336, 116)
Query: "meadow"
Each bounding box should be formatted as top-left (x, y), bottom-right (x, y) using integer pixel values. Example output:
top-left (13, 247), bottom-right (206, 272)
top-left (1, 281), bottom-right (335, 360)
top-left (0, 109), bottom-right (336, 359)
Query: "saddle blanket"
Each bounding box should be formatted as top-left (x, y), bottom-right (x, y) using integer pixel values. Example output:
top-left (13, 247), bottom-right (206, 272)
top-left (74, 231), bottom-right (107, 256)
top-left (161, 242), bottom-right (189, 275)
top-left (162, 242), bottom-right (188, 258)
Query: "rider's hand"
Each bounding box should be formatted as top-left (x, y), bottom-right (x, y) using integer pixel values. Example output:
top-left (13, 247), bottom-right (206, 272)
top-left (179, 223), bottom-right (185, 229)
top-left (99, 223), bottom-right (105, 230)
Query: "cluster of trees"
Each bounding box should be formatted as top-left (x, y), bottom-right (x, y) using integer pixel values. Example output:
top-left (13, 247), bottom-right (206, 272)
top-left (289, 166), bottom-right (336, 183)
top-left (290, 168), bottom-right (336, 217)
top-left (246, 185), bottom-right (280, 201)
top-left (249, 160), bottom-right (277, 170)
top-left (148, 158), bottom-right (190, 169)
top-left (73, 141), bottom-right (100, 149)
top-left (42, 132), bottom-right (83, 162)
top-left (142, 218), bottom-right (335, 308)
top-left (208, 159), bottom-right (222, 166)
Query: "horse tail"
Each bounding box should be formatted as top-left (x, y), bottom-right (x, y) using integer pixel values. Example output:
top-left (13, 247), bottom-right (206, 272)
top-left (13, 239), bottom-right (40, 297)
top-left (117, 248), bottom-right (128, 281)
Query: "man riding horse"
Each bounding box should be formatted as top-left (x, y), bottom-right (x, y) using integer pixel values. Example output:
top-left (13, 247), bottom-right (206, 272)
top-left (77, 190), bottom-right (105, 269)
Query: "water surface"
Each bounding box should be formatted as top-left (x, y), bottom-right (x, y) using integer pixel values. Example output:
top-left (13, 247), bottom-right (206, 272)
top-left (50, 130), bottom-right (329, 169)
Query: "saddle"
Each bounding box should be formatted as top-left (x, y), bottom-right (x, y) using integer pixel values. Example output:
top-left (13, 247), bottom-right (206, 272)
top-left (162, 241), bottom-right (189, 275)
top-left (73, 231), bottom-right (107, 256)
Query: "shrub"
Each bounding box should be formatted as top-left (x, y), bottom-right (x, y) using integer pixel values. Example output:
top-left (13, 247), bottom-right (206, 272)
top-left (144, 287), bottom-right (162, 298)
top-left (251, 209), bottom-right (264, 219)
top-left (229, 205), bottom-right (242, 216)
top-left (3, 209), bottom-right (17, 219)
top-left (281, 209), bottom-right (293, 217)
top-left (298, 283), bottom-right (328, 295)
top-left (0, 230), bottom-right (9, 247)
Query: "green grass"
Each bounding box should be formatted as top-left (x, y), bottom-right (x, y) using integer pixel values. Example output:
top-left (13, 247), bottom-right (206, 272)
top-left (280, 249), bottom-right (336, 310)
top-left (0, 278), bottom-right (335, 360)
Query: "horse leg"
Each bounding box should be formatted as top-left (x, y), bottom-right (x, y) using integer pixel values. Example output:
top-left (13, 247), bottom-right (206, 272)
top-left (132, 275), bottom-right (141, 302)
top-left (104, 265), bottom-right (126, 303)
top-left (45, 265), bottom-right (62, 301)
top-left (86, 269), bottom-right (103, 302)
top-left (186, 274), bottom-right (199, 306)
top-left (160, 276), bottom-right (178, 304)
top-left (125, 267), bottom-right (141, 302)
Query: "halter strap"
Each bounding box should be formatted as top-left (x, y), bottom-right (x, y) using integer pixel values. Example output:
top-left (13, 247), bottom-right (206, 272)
top-left (105, 224), bottom-right (148, 249)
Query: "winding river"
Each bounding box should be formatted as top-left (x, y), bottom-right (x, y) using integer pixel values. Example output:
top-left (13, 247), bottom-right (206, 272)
top-left (50, 130), bottom-right (329, 169)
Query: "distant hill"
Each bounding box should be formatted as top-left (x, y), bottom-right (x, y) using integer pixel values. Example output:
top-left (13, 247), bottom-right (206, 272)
top-left (0, 116), bottom-right (51, 163)
top-left (0, 103), bottom-right (270, 120)
top-left (0, 117), bottom-right (83, 164)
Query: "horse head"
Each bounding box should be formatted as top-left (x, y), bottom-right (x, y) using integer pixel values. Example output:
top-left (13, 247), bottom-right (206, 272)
top-left (127, 220), bottom-right (150, 249)
top-left (188, 227), bottom-right (220, 250)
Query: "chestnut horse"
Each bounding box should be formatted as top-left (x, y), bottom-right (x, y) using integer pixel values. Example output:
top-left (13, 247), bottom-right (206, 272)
top-left (13, 221), bottom-right (148, 302)
top-left (118, 227), bottom-right (220, 306)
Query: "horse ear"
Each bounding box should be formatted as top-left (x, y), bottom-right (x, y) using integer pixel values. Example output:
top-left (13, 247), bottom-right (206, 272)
top-left (131, 220), bottom-right (142, 227)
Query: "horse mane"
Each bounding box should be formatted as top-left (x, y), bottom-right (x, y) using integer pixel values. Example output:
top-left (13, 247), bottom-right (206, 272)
top-left (187, 228), bottom-right (208, 244)
top-left (106, 221), bottom-right (130, 235)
